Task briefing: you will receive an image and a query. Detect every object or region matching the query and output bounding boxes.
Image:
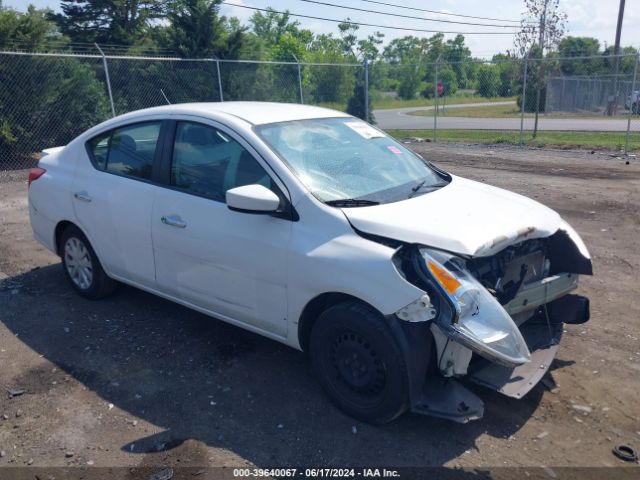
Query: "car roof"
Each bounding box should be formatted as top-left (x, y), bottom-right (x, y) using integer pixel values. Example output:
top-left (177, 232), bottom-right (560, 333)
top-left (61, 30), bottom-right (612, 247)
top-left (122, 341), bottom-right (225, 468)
top-left (124, 102), bottom-right (351, 126)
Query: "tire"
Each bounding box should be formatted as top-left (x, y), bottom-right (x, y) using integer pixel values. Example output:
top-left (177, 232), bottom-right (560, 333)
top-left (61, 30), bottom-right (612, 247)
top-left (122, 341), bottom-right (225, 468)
top-left (60, 225), bottom-right (117, 299)
top-left (309, 300), bottom-right (409, 424)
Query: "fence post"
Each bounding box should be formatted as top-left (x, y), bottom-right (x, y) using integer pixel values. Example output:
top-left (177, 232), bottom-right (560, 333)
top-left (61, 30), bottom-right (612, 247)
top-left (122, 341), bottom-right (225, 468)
top-left (292, 54), bottom-right (304, 104)
top-left (519, 56), bottom-right (529, 147)
top-left (433, 58), bottom-right (439, 142)
top-left (625, 51), bottom-right (639, 154)
top-left (214, 58), bottom-right (224, 102)
top-left (364, 58), bottom-right (369, 123)
top-left (95, 43), bottom-right (115, 117)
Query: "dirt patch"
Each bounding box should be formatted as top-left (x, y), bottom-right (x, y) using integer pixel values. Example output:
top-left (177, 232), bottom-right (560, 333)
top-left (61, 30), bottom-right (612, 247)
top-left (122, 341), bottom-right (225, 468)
top-left (1, 146), bottom-right (640, 471)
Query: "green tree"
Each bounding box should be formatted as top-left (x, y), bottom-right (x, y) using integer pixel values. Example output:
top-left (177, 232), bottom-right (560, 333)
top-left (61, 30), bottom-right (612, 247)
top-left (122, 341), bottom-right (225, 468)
top-left (558, 36), bottom-right (602, 75)
top-left (383, 36), bottom-right (427, 99)
top-left (251, 8), bottom-right (301, 47)
top-left (307, 34), bottom-right (355, 104)
top-left (0, 5), bottom-right (66, 50)
top-left (1, 5), bottom-right (109, 168)
top-left (476, 64), bottom-right (500, 97)
top-left (337, 20), bottom-right (382, 122)
top-left (444, 34), bottom-right (472, 88)
top-left (422, 63), bottom-right (457, 98)
top-left (492, 53), bottom-right (520, 97)
top-left (167, 0), bottom-right (223, 57)
top-left (346, 73), bottom-right (373, 123)
top-left (515, 0), bottom-right (567, 137)
top-left (53, 0), bottom-right (164, 45)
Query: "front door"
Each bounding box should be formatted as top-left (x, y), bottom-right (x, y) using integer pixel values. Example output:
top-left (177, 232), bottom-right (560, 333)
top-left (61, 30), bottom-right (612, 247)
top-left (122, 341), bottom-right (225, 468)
top-left (151, 120), bottom-right (291, 337)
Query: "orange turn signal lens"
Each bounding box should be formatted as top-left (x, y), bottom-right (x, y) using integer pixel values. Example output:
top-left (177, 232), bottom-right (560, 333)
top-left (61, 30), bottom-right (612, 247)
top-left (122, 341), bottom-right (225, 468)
top-left (427, 260), bottom-right (461, 295)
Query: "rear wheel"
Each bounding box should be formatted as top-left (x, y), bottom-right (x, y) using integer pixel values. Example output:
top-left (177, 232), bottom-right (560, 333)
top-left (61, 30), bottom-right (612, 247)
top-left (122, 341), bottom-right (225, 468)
top-left (60, 225), bottom-right (116, 299)
top-left (309, 301), bottom-right (409, 424)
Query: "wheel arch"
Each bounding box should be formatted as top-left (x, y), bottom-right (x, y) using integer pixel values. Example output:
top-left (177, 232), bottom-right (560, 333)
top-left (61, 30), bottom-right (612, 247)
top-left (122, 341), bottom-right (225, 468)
top-left (297, 292), bottom-right (380, 352)
top-left (54, 220), bottom-right (77, 256)
top-left (300, 291), bottom-right (438, 415)
top-left (54, 220), bottom-right (96, 258)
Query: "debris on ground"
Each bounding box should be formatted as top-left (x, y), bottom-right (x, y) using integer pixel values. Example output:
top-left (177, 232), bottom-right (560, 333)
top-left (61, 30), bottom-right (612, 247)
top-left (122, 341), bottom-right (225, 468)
top-left (6, 388), bottom-right (25, 399)
top-left (541, 375), bottom-right (559, 393)
top-left (572, 405), bottom-right (593, 414)
top-left (612, 445), bottom-right (638, 462)
top-left (150, 467), bottom-right (174, 480)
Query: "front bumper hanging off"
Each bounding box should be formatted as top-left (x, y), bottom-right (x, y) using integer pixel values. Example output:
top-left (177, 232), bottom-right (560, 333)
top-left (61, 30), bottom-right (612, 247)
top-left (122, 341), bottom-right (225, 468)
top-left (407, 293), bottom-right (590, 423)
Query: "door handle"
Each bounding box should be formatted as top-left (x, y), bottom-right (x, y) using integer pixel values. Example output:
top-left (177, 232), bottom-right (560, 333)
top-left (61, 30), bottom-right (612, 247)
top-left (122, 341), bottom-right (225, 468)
top-left (161, 215), bottom-right (187, 229)
top-left (73, 192), bottom-right (92, 203)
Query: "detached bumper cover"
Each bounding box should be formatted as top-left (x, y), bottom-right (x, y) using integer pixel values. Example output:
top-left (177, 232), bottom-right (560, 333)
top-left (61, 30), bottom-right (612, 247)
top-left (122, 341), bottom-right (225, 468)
top-left (469, 294), bottom-right (590, 399)
top-left (469, 343), bottom-right (559, 399)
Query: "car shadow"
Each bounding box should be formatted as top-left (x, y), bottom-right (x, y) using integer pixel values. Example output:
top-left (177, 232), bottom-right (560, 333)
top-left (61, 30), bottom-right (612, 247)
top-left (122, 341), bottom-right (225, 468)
top-left (1, 264), bottom-right (551, 468)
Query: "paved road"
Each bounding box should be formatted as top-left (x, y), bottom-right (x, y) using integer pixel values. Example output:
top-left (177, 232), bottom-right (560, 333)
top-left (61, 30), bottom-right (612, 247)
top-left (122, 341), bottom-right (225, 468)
top-left (374, 102), bottom-right (635, 132)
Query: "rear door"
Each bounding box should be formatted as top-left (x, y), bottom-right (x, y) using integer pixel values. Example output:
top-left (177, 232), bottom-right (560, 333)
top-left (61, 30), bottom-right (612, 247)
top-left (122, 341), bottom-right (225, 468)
top-left (72, 120), bottom-right (166, 288)
top-left (151, 119), bottom-right (292, 337)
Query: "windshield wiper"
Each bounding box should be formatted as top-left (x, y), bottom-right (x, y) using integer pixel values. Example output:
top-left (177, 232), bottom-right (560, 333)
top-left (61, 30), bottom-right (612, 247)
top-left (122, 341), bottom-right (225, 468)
top-left (325, 199), bottom-right (380, 207)
top-left (408, 180), bottom-right (448, 198)
top-left (409, 180), bottom-right (427, 197)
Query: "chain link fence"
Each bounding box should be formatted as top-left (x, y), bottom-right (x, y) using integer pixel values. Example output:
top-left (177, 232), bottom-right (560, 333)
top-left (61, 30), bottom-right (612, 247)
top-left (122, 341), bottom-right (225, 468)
top-left (1, 49), bottom-right (639, 171)
top-left (372, 54), bottom-right (640, 152)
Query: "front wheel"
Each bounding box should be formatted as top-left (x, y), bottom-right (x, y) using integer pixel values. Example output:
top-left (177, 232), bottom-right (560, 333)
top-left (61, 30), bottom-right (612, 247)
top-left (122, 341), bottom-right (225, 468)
top-left (60, 225), bottom-right (117, 299)
top-left (309, 301), bottom-right (409, 424)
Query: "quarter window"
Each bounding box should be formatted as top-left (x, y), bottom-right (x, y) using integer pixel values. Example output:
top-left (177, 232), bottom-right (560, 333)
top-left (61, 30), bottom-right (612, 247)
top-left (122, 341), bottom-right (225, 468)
top-left (171, 122), bottom-right (273, 201)
top-left (86, 122), bottom-right (162, 181)
top-left (86, 131), bottom-right (110, 170)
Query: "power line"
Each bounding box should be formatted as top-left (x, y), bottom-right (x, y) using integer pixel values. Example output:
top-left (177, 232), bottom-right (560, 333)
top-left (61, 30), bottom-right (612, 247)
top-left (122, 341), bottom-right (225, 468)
top-left (355, 0), bottom-right (527, 24)
top-left (222, 2), bottom-right (518, 35)
top-left (298, 0), bottom-right (520, 28)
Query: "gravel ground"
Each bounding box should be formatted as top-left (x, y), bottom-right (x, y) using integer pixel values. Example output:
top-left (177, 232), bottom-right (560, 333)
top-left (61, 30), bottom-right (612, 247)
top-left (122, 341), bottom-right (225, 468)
top-left (1, 144), bottom-right (639, 475)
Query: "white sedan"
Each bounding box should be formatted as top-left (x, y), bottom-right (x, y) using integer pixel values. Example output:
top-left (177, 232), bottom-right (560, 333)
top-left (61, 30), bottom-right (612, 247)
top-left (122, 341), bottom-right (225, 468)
top-left (28, 102), bottom-right (592, 424)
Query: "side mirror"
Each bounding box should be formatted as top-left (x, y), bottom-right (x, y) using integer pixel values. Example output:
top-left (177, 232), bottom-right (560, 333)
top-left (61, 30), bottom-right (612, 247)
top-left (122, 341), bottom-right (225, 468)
top-left (226, 184), bottom-right (281, 214)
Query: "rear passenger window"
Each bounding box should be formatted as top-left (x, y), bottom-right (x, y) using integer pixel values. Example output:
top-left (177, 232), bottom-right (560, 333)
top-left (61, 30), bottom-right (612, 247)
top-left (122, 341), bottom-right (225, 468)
top-left (86, 122), bottom-right (162, 180)
top-left (171, 122), bottom-right (273, 201)
top-left (106, 123), bottom-right (161, 180)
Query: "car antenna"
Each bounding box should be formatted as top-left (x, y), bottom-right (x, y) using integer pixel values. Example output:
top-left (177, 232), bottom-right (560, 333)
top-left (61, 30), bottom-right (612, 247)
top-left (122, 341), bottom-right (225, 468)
top-left (160, 89), bottom-right (171, 105)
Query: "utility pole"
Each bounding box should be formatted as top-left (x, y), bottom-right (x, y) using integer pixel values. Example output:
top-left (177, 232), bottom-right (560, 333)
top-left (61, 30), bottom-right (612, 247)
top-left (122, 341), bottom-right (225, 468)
top-left (532, 0), bottom-right (548, 138)
top-left (611, 0), bottom-right (626, 115)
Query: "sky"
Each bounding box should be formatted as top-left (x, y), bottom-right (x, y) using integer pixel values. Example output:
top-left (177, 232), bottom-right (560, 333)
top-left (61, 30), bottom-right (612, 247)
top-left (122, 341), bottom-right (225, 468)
top-left (5, 0), bottom-right (639, 59)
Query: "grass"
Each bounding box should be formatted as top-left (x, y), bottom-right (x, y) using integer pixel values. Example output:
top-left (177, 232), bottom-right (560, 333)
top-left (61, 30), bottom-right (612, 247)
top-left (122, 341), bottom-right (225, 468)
top-left (407, 102), bottom-right (627, 119)
top-left (317, 94), bottom-right (517, 112)
top-left (386, 129), bottom-right (640, 151)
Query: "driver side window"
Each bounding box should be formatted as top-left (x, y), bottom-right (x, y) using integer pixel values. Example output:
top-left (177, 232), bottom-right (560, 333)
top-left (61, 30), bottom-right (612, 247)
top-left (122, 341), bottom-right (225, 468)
top-left (171, 122), bottom-right (274, 202)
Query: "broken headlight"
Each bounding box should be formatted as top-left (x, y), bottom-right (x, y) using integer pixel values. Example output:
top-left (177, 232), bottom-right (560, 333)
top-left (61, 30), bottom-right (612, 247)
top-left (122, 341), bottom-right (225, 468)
top-left (420, 248), bottom-right (531, 367)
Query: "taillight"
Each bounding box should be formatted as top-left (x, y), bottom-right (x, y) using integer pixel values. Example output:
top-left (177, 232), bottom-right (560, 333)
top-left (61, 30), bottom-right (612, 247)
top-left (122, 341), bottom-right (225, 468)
top-left (28, 167), bottom-right (46, 187)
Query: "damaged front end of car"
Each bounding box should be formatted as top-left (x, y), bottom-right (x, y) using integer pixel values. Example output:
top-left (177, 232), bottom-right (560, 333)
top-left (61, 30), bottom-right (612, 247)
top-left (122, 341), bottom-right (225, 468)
top-left (389, 220), bottom-right (592, 423)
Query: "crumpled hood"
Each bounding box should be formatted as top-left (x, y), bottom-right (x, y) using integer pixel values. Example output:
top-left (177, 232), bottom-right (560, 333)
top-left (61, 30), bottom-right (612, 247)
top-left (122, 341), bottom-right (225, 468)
top-left (343, 175), bottom-right (562, 257)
